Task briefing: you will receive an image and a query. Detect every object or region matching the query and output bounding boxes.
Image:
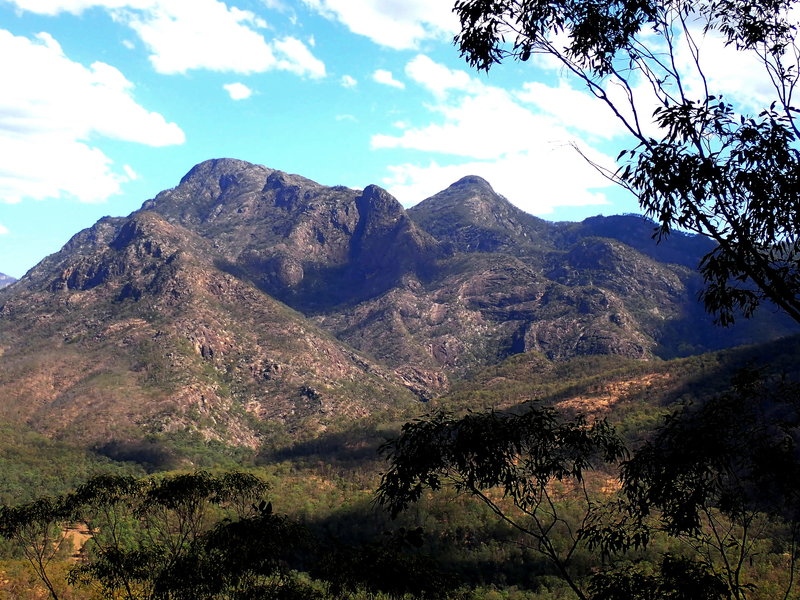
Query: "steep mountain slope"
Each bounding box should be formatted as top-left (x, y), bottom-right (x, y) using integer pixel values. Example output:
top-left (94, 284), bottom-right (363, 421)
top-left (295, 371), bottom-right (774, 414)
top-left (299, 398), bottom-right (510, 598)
top-left (0, 209), bottom-right (417, 447)
top-left (1, 158), bottom-right (796, 450)
top-left (142, 159), bottom-right (440, 312)
top-left (560, 214), bottom-right (716, 269)
top-left (407, 175), bottom-right (554, 255)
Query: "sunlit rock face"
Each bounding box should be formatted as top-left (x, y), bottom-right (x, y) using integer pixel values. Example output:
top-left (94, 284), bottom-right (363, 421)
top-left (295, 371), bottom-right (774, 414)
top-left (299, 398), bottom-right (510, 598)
top-left (0, 158), bottom-right (795, 447)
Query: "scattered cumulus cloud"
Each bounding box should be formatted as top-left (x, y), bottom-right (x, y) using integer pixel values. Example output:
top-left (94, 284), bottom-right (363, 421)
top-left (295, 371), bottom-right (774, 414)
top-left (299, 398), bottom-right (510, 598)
top-left (123, 0), bottom-right (277, 74)
top-left (515, 81), bottom-right (626, 140)
top-left (373, 55), bottom-right (622, 214)
top-left (0, 222), bottom-right (8, 235)
top-left (8, 0), bottom-right (327, 77)
top-left (405, 54), bottom-right (476, 98)
top-left (273, 36), bottom-right (326, 78)
top-left (373, 69), bottom-right (404, 89)
top-left (4, 0), bottom-right (137, 15)
top-left (300, 0), bottom-right (457, 49)
top-left (383, 154), bottom-right (611, 215)
top-left (335, 114), bottom-right (357, 122)
top-left (340, 74), bottom-right (357, 88)
top-left (223, 82), bottom-right (253, 100)
top-left (262, 0), bottom-right (290, 10)
top-left (675, 27), bottom-right (776, 111)
top-left (0, 29), bottom-right (184, 204)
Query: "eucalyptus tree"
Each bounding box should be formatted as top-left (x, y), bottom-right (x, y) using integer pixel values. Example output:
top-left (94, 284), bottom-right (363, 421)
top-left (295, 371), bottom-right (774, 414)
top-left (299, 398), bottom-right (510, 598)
top-left (454, 0), bottom-right (800, 325)
top-left (377, 406), bottom-right (627, 600)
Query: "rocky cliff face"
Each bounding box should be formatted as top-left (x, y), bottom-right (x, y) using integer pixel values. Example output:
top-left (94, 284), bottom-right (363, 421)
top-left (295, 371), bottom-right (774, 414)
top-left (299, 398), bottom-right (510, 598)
top-left (0, 203), bottom-right (418, 447)
top-left (408, 176), bottom-right (554, 255)
top-left (140, 158), bottom-right (440, 312)
top-left (0, 158), bottom-right (795, 448)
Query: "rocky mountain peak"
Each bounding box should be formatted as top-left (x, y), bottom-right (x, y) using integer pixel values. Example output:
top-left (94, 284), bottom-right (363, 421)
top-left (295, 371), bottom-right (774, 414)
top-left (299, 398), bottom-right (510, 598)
top-left (568, 214), bottom-right (716, 269)
top-left (449, 174), bottom-right (495, 191)
top-left (142, 159), bottom-right (276, 227)
top-left (356, 184), bottom-right (405, 226)
top-left (2, 158), bottom-right (795, 453)
top-left (408, 175), bottom-right (549, 254)
top-left (177, 157), bottom-right (274, 188)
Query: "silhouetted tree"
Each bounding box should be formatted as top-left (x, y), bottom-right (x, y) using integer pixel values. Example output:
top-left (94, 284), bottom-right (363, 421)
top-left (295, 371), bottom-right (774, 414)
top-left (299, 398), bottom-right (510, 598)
top-left (377, 406), bottom-right (627, 600)
top-left (1, 470), bottom-right (455, 600)
top-left (454, 0), bottom-right (800, 325)
top-left (620, 369), bottom-right (800, 598)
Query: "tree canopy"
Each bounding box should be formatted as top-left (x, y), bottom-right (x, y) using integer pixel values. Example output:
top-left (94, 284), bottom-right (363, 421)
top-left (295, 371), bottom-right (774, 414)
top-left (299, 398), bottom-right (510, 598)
top-left (454, 0), bottom-right (800, 325)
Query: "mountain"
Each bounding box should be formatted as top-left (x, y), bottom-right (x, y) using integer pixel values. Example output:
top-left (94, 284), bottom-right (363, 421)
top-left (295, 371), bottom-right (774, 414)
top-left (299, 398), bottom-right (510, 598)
top-left (0, 273), bottom-right (15, 289)
top-left (0, 208), bottom-right (418, 448)
top-left (0, 158), bottom-right (795, 450)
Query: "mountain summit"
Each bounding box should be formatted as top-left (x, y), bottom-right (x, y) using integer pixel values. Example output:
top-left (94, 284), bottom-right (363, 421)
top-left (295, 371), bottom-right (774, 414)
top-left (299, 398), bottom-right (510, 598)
top-left (0, 159), bottom-right (795, 448)
top-left (408, 175), bottom-right (551, 254)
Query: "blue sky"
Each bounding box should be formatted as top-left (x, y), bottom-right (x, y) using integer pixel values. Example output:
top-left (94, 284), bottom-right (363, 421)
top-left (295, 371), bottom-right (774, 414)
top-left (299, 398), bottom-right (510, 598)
top-left (0, 0), bottom-right (725, 278)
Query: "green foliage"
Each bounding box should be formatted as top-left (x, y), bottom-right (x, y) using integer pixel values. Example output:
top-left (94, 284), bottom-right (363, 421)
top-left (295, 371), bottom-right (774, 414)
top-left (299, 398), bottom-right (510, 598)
top-left (1, 470), bottom-right (456, 600)
top-left (589, 555), bottom-right (731, 600)
top-left (0, 495), bottom-right (77, 600)
top-left (453, 0), bottom-right (800, 326)
top-left (613, 369), bottom-right (800, 598)
top-left (0, 421), bottom-right (144, 505)
top-left (315, 527), bottom-right (456, 600)
top-left (377, 405), bottom-right (627, 600)
top-left (378, 406), bottom-right (626, 518)
top-left (4, 339), bottom-right (800, 598)
top-left (624, 369), bottom-right (800, 533)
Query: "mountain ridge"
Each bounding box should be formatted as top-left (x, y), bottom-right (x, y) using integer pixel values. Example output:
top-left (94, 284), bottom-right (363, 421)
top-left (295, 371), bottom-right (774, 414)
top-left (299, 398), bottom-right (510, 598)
top-left (1, 158), bottom-right (796, 449)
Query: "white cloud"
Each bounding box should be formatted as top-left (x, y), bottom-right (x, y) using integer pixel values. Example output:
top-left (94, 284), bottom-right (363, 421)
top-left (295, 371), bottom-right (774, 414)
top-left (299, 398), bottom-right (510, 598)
top-left (301, 0), bottom-right (457, 49)
top-left (373, 69), bottom-right (404, 89)
top-left (340, 74), bottom-right (357, 88)
top-left (372, 85), bottom-right (572, 159)
top-left (273, 36), bottom-right (326, 78)
top-left (0, 29), bottom-right (184, 204)
top-left (0, 223), bottom-right (9, 235)
top-left (123, 164), bottom-right (139, 180)
top-left (383, 153), bottom-right (612, 215)
top-left (405, 54), bottom-right (476, 97)
top-left (372, 55), bottom-right (621, 213)
top-left (335, 114), bottom-right (357, 122)
top-left (9, 0), bottom-right (327, 77)
top-left (223, 82), bottom-right (253, 100)
top-left (123, 1), bottom-right (276, 74)
top-left (262, 0), bottom-right (289, 10)
top-left (515, 81), bottom-right (626, 139)
top-left (5, 0), bottom-right (147, 15)
top-left (675, 27), bottom-right (776, 111)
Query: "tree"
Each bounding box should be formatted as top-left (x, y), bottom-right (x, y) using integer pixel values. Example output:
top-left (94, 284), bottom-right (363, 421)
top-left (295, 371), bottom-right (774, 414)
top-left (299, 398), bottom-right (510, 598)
top-left (588, 554), bottom-right (731, 600)
top-left (1, 471), bottom-right (455, 600)
top-left (69, 470), bottom-right (271, 600)
top-left (454, 0), bottom-right (800, 325)
top-left (619, 369), bottom-right (800, 599)
top-left (0, 495), bottom-right (76, 600)
top-left (376, 406), bottom-right (627, 600)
